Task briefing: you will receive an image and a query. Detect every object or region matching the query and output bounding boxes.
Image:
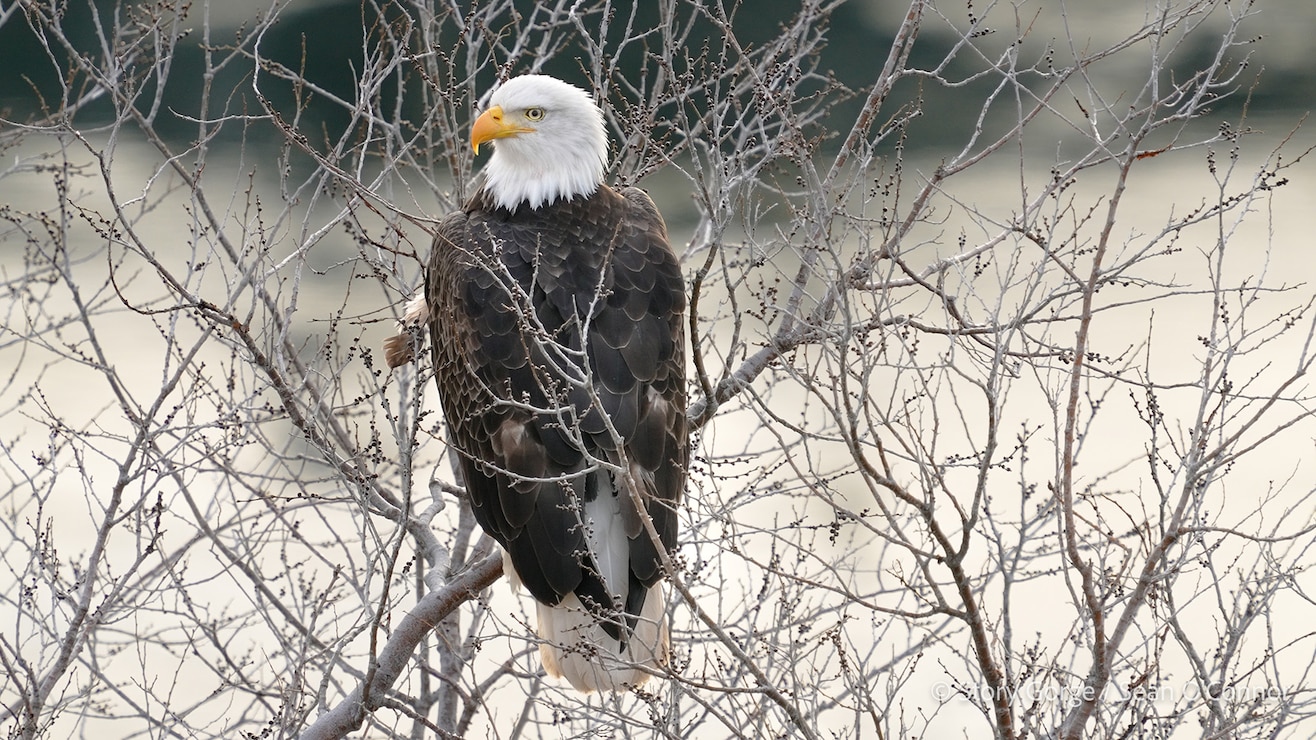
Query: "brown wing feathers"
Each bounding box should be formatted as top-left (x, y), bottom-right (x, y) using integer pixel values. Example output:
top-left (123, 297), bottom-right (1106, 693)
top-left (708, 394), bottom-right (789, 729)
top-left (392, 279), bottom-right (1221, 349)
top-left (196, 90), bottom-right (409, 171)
top-left (425, 185), bottom-right (685, 641)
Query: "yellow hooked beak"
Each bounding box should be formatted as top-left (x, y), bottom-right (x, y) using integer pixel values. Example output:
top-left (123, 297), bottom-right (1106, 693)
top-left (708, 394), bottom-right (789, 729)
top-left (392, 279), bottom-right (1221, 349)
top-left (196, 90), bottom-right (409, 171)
top-left (471, 105), bottom-right (535, 155)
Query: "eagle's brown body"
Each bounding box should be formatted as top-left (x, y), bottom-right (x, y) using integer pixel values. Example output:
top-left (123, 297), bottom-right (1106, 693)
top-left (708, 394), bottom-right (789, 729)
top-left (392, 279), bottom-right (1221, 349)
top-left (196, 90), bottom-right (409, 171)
top-left (426, 183), bottom-right (686, 688)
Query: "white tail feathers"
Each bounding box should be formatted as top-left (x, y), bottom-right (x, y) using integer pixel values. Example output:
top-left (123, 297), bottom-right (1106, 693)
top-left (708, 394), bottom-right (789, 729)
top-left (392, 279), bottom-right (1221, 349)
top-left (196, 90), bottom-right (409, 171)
top-left (499, 547), bottom-right (669, 692)
top-left (536, 585), bottom-right (669, 692)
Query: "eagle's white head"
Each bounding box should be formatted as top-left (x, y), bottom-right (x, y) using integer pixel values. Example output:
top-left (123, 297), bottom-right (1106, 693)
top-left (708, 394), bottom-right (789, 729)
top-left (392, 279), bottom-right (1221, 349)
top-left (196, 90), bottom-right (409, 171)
top-left (472, 75), bottom-right (608, 211)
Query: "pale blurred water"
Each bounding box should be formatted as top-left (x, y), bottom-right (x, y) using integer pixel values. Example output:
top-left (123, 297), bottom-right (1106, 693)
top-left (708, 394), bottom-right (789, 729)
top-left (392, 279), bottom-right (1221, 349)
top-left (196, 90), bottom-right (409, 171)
top-left (3, 112), bottom-right (1315, 739)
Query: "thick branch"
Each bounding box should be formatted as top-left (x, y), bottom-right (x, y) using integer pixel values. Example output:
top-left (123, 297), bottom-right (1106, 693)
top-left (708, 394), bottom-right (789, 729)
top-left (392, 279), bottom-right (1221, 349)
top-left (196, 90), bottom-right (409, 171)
top-left (299, 553), bottom-right (502, 740)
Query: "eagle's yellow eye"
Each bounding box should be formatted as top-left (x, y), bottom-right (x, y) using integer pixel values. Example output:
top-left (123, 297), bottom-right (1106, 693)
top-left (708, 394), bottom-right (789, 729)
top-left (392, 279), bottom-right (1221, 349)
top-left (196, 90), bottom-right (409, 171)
top-left (524, 107), bottom-right (545, 121)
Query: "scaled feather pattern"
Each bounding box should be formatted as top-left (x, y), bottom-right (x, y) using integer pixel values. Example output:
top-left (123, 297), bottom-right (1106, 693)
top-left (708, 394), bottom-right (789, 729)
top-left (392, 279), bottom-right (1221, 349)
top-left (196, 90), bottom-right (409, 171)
top-left (391, 75), bottom-right (687, 692)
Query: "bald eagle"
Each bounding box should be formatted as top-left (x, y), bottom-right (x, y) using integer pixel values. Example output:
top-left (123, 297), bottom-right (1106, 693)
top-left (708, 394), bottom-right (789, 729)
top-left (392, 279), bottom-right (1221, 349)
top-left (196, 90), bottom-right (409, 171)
top-left (385, 75), bottom-right (686, 692)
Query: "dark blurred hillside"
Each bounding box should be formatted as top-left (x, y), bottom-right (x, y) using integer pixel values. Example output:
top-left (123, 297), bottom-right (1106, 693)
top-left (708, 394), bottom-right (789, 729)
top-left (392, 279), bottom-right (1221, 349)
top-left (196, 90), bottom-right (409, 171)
top-left (2, 0), bottom-right (1308, 154)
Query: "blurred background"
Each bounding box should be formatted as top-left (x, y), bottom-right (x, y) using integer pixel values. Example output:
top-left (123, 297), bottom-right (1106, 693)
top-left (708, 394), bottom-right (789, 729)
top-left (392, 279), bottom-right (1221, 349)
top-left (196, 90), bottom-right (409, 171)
top-left (4, 0), bottom-right (1312, 160)
top-left (2, 1), bottom-right (1315, 737)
